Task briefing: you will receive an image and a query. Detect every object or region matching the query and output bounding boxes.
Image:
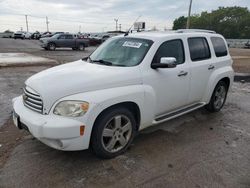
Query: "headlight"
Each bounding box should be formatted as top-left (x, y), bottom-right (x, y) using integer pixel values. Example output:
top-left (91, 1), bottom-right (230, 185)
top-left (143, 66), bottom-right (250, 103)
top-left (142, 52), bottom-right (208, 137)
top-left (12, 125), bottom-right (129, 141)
top-left (53, 101), bottom-right (89, 117)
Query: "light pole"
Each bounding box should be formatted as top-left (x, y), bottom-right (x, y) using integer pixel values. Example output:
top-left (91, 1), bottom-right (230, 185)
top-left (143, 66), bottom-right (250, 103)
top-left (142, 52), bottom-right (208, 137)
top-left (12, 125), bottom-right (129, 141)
top-left (186, 0), bottom-right (193, 29)
top-left (46, 16), bottom-right (49, 32)
top-left (25, 15), bottom-right (29, 32)
top-left (114, 18), bottom-right (118, 31)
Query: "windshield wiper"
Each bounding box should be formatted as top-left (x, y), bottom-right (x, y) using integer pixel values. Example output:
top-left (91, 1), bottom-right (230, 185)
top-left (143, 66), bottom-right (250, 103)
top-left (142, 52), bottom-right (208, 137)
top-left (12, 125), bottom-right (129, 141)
top-left (88, 58), bottom-right (126, 67)
top-left (92, 59), bottom-right (113, 66)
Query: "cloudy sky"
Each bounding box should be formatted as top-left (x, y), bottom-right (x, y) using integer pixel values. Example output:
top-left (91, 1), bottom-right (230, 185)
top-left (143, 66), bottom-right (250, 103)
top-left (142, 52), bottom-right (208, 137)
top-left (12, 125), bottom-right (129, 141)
top-left (0, 0), bottom-right (249, 33)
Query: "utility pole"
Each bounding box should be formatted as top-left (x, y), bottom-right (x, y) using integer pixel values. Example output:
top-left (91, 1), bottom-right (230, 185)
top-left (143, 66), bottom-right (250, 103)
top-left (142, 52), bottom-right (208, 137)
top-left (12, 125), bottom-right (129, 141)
top-left (186, 0), bottom-right (193, 29)
top-left (119, 24), bottom-right (121, 31)
top-left (79, 25), bottom-right (81, 33)
top-left (25, 15), bottom-right (29, 32)
top-left (114, 18), bottom-right (118, 31)
top-left (46, 16), bottom-right (49, 32)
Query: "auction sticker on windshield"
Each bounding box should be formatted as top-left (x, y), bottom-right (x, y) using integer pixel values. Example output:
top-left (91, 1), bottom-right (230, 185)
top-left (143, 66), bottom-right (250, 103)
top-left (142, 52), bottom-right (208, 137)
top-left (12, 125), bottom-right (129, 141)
top-left (122, 41), bottom-right (142, 48)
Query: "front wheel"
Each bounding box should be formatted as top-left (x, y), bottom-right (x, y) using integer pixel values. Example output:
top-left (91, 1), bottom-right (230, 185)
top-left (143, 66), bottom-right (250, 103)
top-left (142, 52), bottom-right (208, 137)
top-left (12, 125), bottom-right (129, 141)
top-left (91, 107), bottom-right (137, 159)
top-left (48, 43), bottom-right (56, 51)
top-left (205, 81), bottom-right (228, 112)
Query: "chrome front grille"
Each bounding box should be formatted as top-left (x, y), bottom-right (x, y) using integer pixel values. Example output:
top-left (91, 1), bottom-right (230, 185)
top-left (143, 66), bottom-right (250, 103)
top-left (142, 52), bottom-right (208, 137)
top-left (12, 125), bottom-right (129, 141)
top-left (23, 87), bottom-right (43, 113)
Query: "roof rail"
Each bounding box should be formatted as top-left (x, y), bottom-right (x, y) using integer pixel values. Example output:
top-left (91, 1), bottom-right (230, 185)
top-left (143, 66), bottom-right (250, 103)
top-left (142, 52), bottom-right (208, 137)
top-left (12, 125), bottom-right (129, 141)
top-left (176, 29), bottom-right (216, 34)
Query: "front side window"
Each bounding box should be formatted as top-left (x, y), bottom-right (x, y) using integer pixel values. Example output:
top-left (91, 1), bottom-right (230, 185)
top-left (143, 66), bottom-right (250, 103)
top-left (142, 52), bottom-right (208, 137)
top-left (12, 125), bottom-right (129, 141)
top-left (211, 37), bottom-right (228, 57)
top-left (89, 37), bottom-right (153, 67)
top-left (152, 39), bottom-right (185, 65)
top-left (188, 37), bottom-right (211, 61)
top-left (58, 35), bottom-right (66, 39)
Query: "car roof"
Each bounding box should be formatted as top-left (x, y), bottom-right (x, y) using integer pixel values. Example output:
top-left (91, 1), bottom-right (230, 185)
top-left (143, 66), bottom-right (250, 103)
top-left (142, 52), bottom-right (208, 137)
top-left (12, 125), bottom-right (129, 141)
top-left (122, 30), bottom-right (224, 42)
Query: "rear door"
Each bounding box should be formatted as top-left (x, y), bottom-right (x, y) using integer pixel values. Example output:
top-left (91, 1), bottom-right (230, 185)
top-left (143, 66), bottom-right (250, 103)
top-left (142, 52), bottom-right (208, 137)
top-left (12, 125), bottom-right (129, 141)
top-left (187, 37), bottom-right (214, 104)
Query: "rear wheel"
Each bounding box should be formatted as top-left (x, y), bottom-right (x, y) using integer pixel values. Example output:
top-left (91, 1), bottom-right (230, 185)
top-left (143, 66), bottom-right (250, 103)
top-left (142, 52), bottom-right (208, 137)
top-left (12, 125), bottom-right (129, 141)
top-left (78, 44), bottom-right (85, 51)
top-left (91, 107), bottom-right (137, 159)
top-left (205, 81), bottom-right (228, 112)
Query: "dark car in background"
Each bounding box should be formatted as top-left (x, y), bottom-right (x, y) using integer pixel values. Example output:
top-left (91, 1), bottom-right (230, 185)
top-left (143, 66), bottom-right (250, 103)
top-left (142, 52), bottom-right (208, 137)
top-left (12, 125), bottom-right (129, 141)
top-left (31, 31), bottom-right (41, 40)
top-left (40, 33), bottom-right (89, 50)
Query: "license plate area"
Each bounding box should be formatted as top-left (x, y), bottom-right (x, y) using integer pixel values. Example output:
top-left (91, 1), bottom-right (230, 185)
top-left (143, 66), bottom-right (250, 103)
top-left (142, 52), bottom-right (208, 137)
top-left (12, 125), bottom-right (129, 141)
top-left (13, 111), bottom-right (30, 132)
top-left (13, 110), bottom-right (19, 127)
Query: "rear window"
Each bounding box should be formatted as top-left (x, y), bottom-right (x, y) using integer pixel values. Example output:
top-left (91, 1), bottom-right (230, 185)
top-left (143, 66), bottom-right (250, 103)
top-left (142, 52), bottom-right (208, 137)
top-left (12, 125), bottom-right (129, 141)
top-left (188, 37), bottom-right (211, 61)
top-left (211, 37), bottom-right (228, 57)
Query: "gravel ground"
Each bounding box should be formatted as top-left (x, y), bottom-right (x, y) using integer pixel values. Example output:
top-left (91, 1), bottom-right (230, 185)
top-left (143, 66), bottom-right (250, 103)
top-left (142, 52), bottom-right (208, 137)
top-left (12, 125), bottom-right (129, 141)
top-left (0, 37), bottom-right (250, 188)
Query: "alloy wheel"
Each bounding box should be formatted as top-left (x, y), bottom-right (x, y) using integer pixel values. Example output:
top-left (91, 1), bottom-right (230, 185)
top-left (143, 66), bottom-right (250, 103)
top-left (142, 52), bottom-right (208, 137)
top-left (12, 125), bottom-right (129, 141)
top-left (101, 115), bottom-right (132, 153)
top-left (214, 85), bottom-right (226, 109)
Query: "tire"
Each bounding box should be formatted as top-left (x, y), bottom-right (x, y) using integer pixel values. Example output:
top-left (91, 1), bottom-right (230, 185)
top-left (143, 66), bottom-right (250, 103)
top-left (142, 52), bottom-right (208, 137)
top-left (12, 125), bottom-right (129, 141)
top-left (48, 43), bottom-right (56, 51)
top-left (91, 107), bottom-right (137, 159)
top-left (78, 44), bottom-right (85, 51)
top-left (205, 81), bottom-right (228, 112)
top-left (72, 47), bottom-right (77, 50)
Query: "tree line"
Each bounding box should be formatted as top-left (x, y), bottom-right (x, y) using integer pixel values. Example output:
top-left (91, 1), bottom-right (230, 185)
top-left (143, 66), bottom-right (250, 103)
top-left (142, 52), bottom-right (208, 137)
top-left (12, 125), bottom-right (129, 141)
top-left (173, 6), bottom-right (250, 39)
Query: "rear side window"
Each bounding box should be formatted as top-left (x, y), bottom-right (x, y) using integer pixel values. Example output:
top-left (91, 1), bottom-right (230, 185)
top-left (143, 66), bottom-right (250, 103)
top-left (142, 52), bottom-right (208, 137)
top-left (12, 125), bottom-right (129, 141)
top-left (211, 37), bottom-right (228, 57)
top-left (188, 37), bottom-right (211, 61)
top-left (153, 39), bottom-right (185, 65)
top-left (65, 35), bottom-right (73, 39)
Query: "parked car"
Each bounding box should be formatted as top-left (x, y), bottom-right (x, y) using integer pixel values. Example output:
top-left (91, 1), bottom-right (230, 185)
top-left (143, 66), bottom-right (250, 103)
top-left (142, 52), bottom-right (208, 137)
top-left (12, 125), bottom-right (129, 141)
top-left (1, 30), bottom-right (14, 38)
top-left (14, 31), bottom-right (25, 39)
top-left (40, 33), bottom-right (89, 50)
top-left (24, 32), bottom-right (32, 39)
top-left (244, 41), bottom-right (250, 49)
top-left (12, 29), bottom-right (234, 158)
top-left (31, 31), bottom-right (41, 40)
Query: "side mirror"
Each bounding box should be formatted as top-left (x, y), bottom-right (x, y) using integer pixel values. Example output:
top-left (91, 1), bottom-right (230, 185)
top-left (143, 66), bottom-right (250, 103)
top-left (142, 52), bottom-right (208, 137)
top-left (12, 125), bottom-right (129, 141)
top-left (151, 57), bottom-right (177, 69)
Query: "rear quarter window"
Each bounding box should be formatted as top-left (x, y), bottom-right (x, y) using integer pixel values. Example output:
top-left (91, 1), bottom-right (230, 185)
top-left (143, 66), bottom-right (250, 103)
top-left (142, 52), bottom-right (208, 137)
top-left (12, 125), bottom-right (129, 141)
top-left (188, 37), bottom-right (211, 61)
top-left (211, 37), bottom-right (228, 57)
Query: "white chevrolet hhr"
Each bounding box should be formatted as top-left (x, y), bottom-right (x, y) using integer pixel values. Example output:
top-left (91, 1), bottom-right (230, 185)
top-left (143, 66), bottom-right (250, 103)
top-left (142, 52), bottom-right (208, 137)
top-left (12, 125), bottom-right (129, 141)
top-left (12, 30), bottom-right (234, 158)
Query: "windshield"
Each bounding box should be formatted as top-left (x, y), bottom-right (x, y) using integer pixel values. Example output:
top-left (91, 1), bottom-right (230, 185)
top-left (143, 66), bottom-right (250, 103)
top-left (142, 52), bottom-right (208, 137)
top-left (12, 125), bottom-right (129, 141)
top-left (51, 34), bottom-right (60, 38)
top-left (89, 37), bottom-right (153, 67)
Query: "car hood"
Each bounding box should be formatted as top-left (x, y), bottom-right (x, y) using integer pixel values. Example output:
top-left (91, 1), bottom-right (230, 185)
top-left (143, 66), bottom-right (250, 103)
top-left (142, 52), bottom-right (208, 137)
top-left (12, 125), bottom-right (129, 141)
top-left (25, 60), bottom-right (142, 112)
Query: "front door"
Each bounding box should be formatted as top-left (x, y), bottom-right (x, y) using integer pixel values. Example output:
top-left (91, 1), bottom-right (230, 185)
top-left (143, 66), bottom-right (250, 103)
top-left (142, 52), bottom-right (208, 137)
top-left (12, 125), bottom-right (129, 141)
top-left (143, 39), bottom-right (190, 117)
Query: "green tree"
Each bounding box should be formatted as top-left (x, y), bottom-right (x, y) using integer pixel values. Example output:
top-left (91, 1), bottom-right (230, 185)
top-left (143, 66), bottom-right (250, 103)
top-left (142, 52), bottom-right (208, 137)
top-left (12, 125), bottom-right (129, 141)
top-left (172, 6), bottom-right (250, 39)
top-left (173, 16), bottom-right (187, 30)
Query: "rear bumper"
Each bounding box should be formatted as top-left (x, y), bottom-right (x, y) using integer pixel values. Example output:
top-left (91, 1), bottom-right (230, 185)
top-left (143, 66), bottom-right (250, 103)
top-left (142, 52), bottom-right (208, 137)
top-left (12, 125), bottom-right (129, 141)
top-left (12, 96), bottom-right (90, 151)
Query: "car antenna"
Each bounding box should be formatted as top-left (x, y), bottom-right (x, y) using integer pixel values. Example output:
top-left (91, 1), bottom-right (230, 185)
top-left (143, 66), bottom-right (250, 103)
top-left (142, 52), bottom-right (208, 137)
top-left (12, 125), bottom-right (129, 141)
top-left (124, 15), bottom-right (141, 37)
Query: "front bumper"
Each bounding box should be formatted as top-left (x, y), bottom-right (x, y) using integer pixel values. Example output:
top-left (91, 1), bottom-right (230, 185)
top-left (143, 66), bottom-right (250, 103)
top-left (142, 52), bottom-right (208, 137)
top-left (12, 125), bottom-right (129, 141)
top-left (12, 96), bottom-right (90, 151)
top-left (40, 42), bottom-right (48, 48)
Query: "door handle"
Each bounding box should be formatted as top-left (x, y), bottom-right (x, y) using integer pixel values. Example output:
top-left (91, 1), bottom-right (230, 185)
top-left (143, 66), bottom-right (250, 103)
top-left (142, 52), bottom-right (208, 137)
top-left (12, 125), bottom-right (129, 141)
top-left (178, 71), bottom-right (188, 77)
top-left (208, 65), bottom-right (215, 70)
